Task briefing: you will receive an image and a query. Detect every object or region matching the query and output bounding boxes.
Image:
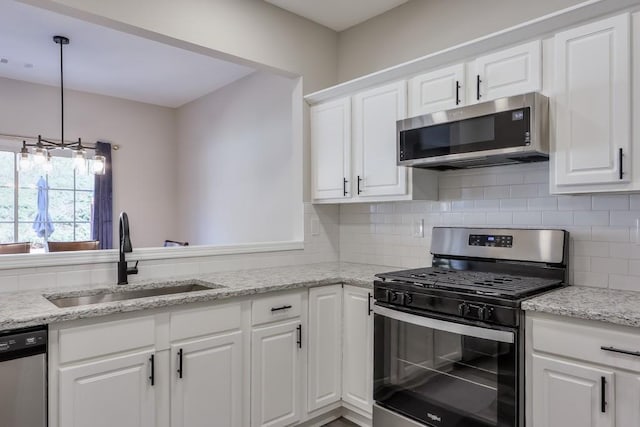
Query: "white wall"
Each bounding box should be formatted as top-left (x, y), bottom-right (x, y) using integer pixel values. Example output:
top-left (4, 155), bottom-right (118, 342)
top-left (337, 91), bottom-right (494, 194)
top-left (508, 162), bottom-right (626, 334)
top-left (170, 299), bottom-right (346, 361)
top-left (337, 0), bottom-right (584, 82)
top-left (176, 72), bottom-right (301, 245)
top-left (340, 163), bottom-right (640, 291)
top-left (0, 76), bottom-right (177, 248)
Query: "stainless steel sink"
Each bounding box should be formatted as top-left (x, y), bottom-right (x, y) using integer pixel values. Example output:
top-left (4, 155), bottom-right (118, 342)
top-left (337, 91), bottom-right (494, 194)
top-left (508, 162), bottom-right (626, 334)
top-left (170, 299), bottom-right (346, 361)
top-left (46, 281), bottom-right (225, 308)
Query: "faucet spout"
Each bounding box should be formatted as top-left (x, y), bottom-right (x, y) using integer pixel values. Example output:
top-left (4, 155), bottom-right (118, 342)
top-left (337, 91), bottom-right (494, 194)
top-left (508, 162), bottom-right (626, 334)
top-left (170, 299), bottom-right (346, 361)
top-left (118, 212), bottom-right (137, 285)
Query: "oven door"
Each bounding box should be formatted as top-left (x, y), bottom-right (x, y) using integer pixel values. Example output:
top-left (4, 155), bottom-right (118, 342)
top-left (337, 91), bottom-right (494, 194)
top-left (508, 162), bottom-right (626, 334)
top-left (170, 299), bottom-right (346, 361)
top-left (373, 305), bottom-right (518, 427)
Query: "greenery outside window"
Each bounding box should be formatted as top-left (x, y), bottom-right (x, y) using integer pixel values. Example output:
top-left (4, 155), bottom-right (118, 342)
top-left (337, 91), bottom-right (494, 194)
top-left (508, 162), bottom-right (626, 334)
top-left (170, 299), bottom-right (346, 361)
top-left (0, 148), bottom-right (94, 251)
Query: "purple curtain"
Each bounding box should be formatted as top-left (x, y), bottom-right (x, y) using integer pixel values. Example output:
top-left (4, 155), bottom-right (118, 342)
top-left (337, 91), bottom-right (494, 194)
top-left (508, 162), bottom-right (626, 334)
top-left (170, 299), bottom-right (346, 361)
top-left (92, 141), bottom-right (113, 249)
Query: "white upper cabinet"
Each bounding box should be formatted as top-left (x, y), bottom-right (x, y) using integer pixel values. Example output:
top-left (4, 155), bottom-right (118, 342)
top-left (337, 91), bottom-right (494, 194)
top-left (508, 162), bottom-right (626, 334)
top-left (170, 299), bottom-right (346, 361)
top-left (552, 13), bottom-right (631, 190)
top-left (311, 97), bottom-right (351, 200)
top-left (353, 81), bottom-right (408, 198)
top-left (472, 40), bottom-right (542, 103)
top-left (408, 63), bottom-right (465, 116)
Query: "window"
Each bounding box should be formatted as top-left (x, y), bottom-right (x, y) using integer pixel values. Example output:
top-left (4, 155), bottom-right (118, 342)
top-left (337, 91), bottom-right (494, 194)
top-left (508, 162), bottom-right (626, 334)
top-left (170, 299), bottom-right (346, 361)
top-left (0, 149), bottom-right (94, 250)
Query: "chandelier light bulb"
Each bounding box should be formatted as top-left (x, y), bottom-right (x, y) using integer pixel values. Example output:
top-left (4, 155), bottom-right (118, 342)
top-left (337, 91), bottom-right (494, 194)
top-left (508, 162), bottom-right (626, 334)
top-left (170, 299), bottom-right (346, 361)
top-left (92, 155), bottom-right (106, 175)
top-left (33, 145), bottom-right (47, 165)
top-left (43, 152), bottom-right (53, 173)
top-left (18, 142), bottom-right (31, 171)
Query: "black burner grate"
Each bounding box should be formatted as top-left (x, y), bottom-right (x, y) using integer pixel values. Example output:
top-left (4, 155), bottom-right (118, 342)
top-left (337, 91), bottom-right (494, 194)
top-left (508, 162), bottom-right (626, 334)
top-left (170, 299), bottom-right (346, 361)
top-left (381, 267), bottom-right (562, 298)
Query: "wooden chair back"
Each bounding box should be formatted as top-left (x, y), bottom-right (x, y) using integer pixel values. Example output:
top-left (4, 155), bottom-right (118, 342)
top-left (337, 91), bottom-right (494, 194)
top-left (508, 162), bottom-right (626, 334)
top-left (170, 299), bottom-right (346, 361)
top-left (48, 241), bottom-right (100, 252)
top-left (0, 242), bottom-right (31, 254)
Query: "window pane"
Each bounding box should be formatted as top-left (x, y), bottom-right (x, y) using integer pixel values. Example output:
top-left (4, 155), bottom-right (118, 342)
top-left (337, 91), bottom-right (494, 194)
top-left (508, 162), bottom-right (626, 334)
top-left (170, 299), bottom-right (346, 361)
top-left (17, 187), bottom-right (38, 222)
top-left (0, 151), bottom-right (14, 187)
top-left (76, 172), bottom-right (94, 191)
top-left (17, 222), bottom-right (42, 245)
top-left (75, 223), bottom-right (92, 241)
top-left (18, 166), bottom-right (44, 190)
top-left (0, 187), bottom-right (14, 221)
top-left (47, 155), bottom-right (75, 189)
top-left (75, 191), bottom-right (93, 222)
top-left (49, 222), bottom-right (74, 242)
top-left (0, 223), bottom-right (14, 243)
top-left (49, 190), bottom-right (74, 222)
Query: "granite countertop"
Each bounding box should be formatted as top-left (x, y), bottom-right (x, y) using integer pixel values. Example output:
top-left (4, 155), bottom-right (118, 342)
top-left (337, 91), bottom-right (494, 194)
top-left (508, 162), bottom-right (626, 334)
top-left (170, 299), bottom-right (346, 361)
top-left (0, 262), bottom-right (396, 331)
top-left (522, 286), bottom-right (640, 328)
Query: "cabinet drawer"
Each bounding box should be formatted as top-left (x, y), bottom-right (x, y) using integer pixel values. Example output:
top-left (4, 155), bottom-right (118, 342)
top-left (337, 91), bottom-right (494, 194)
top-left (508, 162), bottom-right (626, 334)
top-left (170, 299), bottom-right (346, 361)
top-left (170, 303), bottom-right (242, 341)
top-left (532, 317), bottom-right (640, 372)
top-left (252, 291), bottom-right (302, 325)
top-left (59, 316), bottom-right (155, 364)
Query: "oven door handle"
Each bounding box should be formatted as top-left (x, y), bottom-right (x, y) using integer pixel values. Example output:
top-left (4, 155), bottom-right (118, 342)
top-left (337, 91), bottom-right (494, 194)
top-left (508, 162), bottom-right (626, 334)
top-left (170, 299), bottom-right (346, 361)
top-left (373, 305), bottom-right (515, 344)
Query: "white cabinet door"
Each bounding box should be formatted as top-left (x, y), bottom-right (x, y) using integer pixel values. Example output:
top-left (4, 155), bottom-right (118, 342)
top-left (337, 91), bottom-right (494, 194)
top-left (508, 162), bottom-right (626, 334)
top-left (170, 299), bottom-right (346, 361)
top-left (311, 97), bottom-right (351, 200)
top-left (307, 285), bottom-right (342, 413)
top-left (251, 320), bottom-right (302, 427)
top-left (58, 350), bottom-right (156, 427)
top-left (553, 14), bottom-right (631, 187)
top-left (171, 331), bottom-right (243, 427)
top-left (408, 63), bottom-right (465, 116)
top-left (473, 40), bottom-right (541, 102)
top-left (532, 354), bottom-right (614, 427)
top-left (353, 81), bottom-right (408, 198)
top-left (342, 286), bottom-right (374, 414)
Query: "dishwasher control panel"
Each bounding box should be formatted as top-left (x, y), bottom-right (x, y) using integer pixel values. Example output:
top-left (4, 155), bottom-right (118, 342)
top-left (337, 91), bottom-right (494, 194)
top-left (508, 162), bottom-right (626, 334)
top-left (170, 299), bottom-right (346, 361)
top-left (0, 328), bottom-right (47, 356)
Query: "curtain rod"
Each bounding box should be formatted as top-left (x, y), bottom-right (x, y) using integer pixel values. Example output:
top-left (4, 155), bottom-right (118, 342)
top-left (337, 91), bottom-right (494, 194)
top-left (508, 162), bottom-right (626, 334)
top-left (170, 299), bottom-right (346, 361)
top-left (0, 132), bottom-right (121, 150)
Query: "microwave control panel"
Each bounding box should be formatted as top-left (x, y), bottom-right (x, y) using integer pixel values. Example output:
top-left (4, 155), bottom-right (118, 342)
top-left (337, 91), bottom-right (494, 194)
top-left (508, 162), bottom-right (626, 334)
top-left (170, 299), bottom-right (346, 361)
top-left (469, 234), bottom-right (513, 248)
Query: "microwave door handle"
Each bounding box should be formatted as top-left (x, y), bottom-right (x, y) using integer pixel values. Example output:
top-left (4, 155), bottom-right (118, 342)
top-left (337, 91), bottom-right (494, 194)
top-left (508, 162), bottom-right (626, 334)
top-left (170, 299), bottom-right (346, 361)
top-left (373, 305), bottom-right (514, 344)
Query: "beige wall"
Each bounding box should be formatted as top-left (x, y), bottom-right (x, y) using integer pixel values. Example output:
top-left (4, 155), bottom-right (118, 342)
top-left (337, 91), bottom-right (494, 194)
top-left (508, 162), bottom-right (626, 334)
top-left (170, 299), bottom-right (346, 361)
top-left (337, 0), bottom-right (585, 82)
top-left (22, 0), bottom-right (339, 94)
top-left (176, 72), bottom-right (302, 245)
top-left (0, 77), bottom-right (177, 248)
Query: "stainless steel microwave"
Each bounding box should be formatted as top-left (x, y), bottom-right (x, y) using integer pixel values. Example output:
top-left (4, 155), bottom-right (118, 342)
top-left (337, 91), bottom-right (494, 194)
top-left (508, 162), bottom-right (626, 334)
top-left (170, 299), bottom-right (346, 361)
top-left (397, 92), bottom-right (549, 170)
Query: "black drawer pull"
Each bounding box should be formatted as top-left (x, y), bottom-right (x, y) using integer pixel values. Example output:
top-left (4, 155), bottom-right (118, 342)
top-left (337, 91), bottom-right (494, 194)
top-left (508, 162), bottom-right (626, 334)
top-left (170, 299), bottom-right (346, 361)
top-left (149, 354), bottom-right (155, 386)
top-left (177, 348), bottom-right (184, 379)
top-left (343, 177), bottom-right (348, 196)
top-left (601, 376), bottom-right (607, 413)
top-left (296, 325), bottom-right (302, 349)
top-left (455, 80), bottom-right (461, 105)
top-left (619, 148), bottom-right (624, 180)
top-left (271, 305), bottom-right (292, 312)
top-left (476, 75), bottom-right (482, 101)
top-left (368, 293), bottom-right (373, 316)
top-left (601, 346), bottom-right (640, 357)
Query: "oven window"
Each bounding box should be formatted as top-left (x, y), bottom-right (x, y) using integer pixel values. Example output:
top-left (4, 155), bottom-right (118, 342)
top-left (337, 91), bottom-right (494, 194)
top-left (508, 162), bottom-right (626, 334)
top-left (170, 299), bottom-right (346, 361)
top-left (374, 313), bottom-right (517, 427)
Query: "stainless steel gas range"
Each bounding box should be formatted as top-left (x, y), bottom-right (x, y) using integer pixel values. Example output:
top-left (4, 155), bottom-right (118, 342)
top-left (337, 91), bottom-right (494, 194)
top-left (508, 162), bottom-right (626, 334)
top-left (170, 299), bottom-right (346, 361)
top-left (372, 227), bottom-right (569, 427)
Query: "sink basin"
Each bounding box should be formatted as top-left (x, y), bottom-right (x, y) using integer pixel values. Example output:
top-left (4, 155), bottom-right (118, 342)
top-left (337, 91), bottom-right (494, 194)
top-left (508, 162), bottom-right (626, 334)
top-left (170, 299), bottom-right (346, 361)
top-left (46, 281), bottom-right (225, 308)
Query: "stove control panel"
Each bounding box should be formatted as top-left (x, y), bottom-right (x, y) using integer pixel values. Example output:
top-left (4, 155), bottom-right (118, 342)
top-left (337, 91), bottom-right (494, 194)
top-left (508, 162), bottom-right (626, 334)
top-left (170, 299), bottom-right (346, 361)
top-left (469, 234), bottom-right (513, 248)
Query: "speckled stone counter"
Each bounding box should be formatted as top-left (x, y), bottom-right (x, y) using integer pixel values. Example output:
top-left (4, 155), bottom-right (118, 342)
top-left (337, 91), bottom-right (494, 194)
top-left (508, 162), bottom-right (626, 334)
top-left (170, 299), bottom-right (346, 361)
top-left (0, 262), bottom-right (395, 331)
top-left (522, 286), bottom-right (640, 328)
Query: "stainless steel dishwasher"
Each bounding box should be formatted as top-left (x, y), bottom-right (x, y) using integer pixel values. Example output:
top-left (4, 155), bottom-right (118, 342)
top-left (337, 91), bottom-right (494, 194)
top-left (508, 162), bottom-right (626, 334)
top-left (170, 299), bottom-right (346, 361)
top-left (0, 326), bottom-right (47, 427)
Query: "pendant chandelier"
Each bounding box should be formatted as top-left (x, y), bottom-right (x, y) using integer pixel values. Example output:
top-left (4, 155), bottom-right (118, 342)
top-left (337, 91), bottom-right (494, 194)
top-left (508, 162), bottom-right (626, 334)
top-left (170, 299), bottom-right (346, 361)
top-left (17, 35), bottom-right (105, 175)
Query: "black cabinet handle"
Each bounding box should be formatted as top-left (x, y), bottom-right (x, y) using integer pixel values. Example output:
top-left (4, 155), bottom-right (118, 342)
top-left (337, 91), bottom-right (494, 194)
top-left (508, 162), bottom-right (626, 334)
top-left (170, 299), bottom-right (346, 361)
top-left (455, 80), bottom-right (461, 105)
top-left (149, 354), bottom-right (155, 386)
top-left (343, 177), bottom-right (348, 196)
top-left (177, 348), bottom-right (183, 379)
top-left (296, 325), bottom-right (302, 349)
top-left (619, 148), bottom-right (624, 180)
top-left (271, 305), bottom-right (292, 312)
top-left (357, 175), bottom-right (363, 195)
top-left (601, 345), bottom-right (640, 357)
top-left (601, 376), bottom-right (607, 413)
top-left (368, 292), bottom-right (373, 316)
top-left (476, 75), bottom-right (482, 101)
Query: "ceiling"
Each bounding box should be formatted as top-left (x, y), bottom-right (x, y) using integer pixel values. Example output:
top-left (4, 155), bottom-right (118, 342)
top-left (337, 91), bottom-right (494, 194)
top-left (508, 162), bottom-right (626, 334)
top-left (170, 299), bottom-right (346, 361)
top-left (0, 0), bottom-right (256, 108)
top-left (265, 0), bottom-right (410, 31)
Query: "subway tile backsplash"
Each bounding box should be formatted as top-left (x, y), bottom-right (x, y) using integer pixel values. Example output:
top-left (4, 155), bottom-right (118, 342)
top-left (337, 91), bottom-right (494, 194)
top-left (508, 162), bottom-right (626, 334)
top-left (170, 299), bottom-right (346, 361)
top-left (340, 163), bottom-right (640, 290)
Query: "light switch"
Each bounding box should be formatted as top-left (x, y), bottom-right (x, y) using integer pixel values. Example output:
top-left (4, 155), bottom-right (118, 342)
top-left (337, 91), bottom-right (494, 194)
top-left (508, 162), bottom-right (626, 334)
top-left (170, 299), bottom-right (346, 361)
top-left (310, 218), bottom-right (320, 236)
top-left (413, 218), bottom-right (424, 238)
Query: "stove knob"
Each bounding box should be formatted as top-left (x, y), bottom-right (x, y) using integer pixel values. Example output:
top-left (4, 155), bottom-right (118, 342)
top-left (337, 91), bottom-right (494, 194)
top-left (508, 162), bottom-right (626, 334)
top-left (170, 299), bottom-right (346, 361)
top-left (404, 293), bottom-right (414, 305)
top-left (458, 302), bottom-right (468, 316)
top-left (390, 291), bottom-right (400, 302)
top-left (478, 306), bottom-right (493, 321)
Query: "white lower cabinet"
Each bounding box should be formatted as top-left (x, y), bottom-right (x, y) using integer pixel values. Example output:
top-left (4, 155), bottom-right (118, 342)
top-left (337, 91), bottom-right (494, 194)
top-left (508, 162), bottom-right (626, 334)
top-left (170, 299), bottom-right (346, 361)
top-left (528, 313), bottom-right (640, 427)
top-left (58, 349), bottom-right (156, 427)
top-left (532, 354), bottom-right (614, 427)
top-left (51, 285), bottom-right (376, 427)
top-left (307, 285), bottom-right (343, 413)
top-left (251, 319), bottom-right (303, 427)
top-left (171, 331), bottom-right (244, 427)
top-left (342, 285), bottom-right (374, 415)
